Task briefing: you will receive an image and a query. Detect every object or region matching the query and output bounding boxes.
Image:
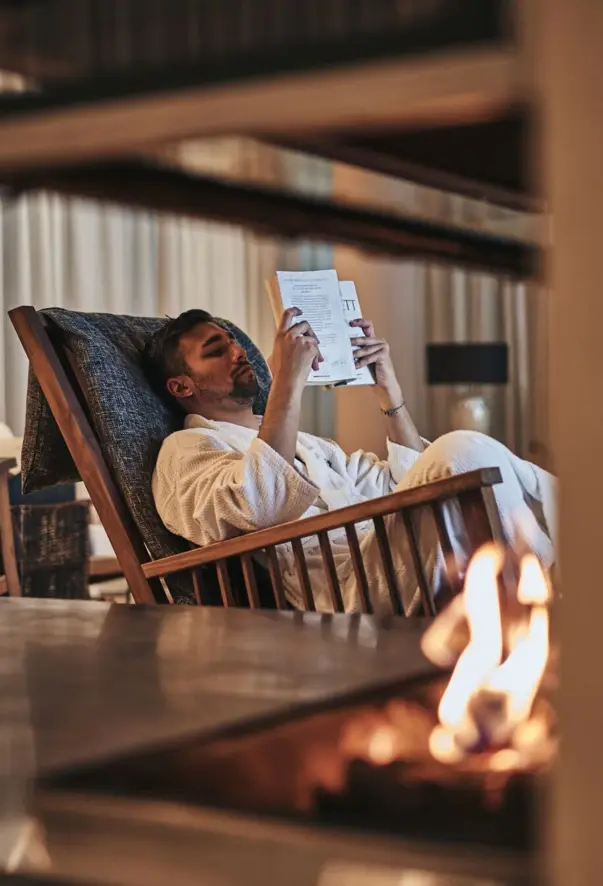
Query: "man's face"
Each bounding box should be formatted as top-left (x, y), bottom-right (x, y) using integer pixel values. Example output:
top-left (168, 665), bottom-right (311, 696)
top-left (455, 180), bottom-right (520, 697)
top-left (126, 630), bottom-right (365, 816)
top-left (166, 322), bottom-right (258, 407)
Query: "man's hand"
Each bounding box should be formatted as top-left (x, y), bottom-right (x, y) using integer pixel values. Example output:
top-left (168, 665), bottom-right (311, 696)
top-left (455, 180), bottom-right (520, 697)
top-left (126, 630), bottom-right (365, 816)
top-left (269, 308), bottom-right (323, 395)
top-left (260, 308), bottom-right (322, 465)
top-left (349, 318), bottom-right (423, 453)
top-left (349, 318), bottom-right (401, 405)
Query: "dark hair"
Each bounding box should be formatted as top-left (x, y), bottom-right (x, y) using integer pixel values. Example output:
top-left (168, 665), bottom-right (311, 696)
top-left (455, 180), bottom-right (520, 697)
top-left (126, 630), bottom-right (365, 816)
top-left (143, 309), bottom-right (215, 390)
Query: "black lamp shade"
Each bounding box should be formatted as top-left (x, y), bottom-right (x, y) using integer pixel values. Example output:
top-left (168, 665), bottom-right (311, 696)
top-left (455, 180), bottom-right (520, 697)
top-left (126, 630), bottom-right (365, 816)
top-left (426, 342), bottom-right (509, 385)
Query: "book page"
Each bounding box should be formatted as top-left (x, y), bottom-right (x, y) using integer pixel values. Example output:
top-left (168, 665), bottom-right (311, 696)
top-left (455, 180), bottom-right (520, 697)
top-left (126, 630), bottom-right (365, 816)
top-left (339, 280), bottom-right (375, 387)
top-left (275, 270), bottom-right (356, 385)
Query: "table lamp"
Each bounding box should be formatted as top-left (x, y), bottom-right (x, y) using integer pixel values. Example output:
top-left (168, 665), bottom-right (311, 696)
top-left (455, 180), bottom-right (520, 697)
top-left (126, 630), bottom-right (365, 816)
top-left (426, 343), bottom-right (509, 435)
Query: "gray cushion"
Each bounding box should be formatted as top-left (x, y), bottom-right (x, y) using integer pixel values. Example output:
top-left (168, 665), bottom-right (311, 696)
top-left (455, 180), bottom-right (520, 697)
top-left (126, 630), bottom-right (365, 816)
top-left (20, 308), bottom-right (272, 604)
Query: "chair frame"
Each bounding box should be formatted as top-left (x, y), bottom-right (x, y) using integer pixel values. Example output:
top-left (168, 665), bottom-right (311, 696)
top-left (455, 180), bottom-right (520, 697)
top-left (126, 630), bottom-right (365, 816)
top-left (0, 457), bottom-right (20, 596)
top-left (9, 305), bottom-right (504, 612)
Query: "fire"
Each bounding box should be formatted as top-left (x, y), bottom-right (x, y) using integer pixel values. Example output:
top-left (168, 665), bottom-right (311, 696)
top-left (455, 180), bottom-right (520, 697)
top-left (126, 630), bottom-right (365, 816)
top-left (422, 544), bottom-right (553, 765)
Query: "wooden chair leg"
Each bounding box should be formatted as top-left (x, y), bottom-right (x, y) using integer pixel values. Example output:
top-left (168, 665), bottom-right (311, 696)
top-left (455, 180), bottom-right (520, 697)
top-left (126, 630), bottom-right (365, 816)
top-left (0, 460), bottom-right (20, 597)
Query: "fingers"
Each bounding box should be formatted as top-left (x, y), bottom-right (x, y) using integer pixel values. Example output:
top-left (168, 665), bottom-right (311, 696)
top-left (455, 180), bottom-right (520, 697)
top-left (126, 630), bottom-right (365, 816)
top-left (350, 318), bottom-right (375, 337)
top-left (286, 317), bottom-right (324, 366)
top-left (289, 320), bottom-right (319, 343)
top-left (278, 308), bottom-right (325, 372)
top-left (352, 336), bottom-right (385, 348)
top-left (279, 306), bottom-right (302, 331)
top-left (353, 342), bottom-right (387, 367)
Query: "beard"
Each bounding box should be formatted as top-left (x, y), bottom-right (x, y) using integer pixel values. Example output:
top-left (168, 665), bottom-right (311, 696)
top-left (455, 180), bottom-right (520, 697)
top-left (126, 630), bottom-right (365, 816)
top-left (188, 365), bottom-right (259, 409)
top-left (231, 371), bottom-right (259, 403)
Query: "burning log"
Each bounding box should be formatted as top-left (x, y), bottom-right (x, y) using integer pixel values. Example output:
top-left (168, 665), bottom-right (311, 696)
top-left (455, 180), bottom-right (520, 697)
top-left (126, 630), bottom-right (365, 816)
top-left (315, 543), bottom-right (557, 850)
top-left (421, 545), bottom-right (556, 764)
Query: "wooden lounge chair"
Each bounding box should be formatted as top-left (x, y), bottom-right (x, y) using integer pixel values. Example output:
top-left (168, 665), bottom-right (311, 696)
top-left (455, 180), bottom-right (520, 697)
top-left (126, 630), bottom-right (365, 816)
top-left (9, 305), bottom-right (503, 613)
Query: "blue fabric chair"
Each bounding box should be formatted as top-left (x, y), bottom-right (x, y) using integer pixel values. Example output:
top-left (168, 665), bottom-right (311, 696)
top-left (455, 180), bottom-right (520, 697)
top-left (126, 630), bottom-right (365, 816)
top-left (20, 308), bottom-right (273, 604)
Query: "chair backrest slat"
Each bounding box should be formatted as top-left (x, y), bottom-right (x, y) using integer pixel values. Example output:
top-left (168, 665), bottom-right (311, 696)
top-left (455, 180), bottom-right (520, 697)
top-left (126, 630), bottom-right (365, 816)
top-left (266, 546), bottom-right (288, 609)
top-left (216, 560), bottom-right (235, 607)
top-left (459, 488), bottom-right (497, 550)
top-left (191, 569), bottom-right (203, 605)
top-left (402, 510), bottom-right (437, 616)
top-left (430, 501), bottom-right (462, 598)
top-left (344, 522), bottom-right (372, 614)
top-left (372, 515), bottom-right (404, 615)
top-left (317, 531), bottom-right (344, 612)
top-left (240, 553), bottom-right (261, 609)
top-left (291, 538), bottom-right (316, 611)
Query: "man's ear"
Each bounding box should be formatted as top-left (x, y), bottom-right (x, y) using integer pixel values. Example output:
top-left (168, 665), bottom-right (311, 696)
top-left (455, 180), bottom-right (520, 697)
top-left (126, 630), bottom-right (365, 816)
top-left (166, 376), bottom-right (195, 400)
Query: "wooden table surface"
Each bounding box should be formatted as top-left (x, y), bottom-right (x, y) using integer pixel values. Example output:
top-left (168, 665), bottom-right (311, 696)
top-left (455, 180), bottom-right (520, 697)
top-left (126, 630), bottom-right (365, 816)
top-left (0, 598), bottom-right (430, 822)
top-left (0, 599), bottom-right (537, 886)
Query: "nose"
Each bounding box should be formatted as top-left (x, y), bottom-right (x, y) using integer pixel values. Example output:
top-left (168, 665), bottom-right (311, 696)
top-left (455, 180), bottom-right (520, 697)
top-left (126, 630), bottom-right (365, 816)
top-left (231, 341), bottom-right (247, 362)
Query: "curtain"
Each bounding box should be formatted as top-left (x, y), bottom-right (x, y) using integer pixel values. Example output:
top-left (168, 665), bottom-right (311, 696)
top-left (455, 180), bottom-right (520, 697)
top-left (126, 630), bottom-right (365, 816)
top-left (0, 194), bottom-right (158, 434)
top-left (0, 150), bottom-right (329, 438)
top-left (418, 189), bottom-right (547, 463)
top-left (333, 166), bottom-right (548, 466)
top-left (0, 138), bottom-right (547, 463)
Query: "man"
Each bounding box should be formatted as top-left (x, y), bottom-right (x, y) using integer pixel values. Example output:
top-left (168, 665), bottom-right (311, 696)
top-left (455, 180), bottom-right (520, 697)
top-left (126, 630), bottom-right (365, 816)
top-left (147, 308), bottom-right (557, 613)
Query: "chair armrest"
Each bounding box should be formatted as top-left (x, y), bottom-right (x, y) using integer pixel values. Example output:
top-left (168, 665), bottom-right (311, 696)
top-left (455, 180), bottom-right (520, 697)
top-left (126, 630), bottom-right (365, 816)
top-left (142, 467), bottom-right (502, 580)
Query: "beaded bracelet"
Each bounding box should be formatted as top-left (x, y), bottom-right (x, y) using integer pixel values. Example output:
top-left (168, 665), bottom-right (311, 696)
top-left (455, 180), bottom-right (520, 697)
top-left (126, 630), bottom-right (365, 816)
top-left (381, 401), bottom-right (405, 417)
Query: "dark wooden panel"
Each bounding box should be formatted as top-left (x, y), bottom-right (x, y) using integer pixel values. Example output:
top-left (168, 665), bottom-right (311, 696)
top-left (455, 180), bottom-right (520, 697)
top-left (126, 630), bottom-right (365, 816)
top-left (0, 0), bottom-right (509, 93)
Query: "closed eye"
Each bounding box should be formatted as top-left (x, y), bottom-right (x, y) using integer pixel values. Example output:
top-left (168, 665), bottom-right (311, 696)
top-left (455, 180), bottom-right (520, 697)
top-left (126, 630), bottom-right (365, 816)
top-left (201, 332), bottom-right (234, 359)
top-left (206, 345), bottom-right (228, 358)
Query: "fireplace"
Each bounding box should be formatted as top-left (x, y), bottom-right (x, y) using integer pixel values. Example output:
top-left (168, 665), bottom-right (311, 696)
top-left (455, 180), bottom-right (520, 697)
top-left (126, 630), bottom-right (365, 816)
top-left (34, 545), bottom-right (553, 885)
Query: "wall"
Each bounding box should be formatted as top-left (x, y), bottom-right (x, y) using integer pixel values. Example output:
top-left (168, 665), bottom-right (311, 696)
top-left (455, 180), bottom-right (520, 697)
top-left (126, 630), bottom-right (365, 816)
top-left (332, 162), bottom-right (550, 464)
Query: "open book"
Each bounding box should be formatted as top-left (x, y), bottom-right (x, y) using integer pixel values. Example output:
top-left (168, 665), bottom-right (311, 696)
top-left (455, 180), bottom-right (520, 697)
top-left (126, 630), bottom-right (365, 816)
top-left (266, 269), bottom-right (375, 387)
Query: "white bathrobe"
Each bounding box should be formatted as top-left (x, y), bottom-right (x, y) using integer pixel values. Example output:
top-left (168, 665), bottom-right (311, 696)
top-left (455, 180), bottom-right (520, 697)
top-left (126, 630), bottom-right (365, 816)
top-left (153, 415), bottom-right (557, 613)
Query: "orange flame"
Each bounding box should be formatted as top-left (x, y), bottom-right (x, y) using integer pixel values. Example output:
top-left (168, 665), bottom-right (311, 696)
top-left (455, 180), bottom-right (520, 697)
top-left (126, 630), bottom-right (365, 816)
top-left (427, 546), bottom-right (552, 763)
top-left (437, 545), bottom-right (503, 741)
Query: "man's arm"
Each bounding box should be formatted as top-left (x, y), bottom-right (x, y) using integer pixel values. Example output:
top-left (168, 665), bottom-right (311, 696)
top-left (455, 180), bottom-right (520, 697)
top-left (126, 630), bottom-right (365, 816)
top-left (350, 318), bottom-right (424, 453)
top-left (259, 307), bottom-right (322, 464)
top-left (153, 432), bottom-right (319, 547)
top-left (375, 379), bottom-right (424, 453)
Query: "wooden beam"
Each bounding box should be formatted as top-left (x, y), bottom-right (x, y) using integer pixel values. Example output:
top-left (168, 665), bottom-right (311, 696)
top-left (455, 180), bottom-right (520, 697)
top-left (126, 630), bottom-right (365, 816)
top-left (0, 49), bottom-right (522, 171)
top-left (269, 133), bottom-right (541, 213)
top-left (4, 160), bottom-right (536, 277)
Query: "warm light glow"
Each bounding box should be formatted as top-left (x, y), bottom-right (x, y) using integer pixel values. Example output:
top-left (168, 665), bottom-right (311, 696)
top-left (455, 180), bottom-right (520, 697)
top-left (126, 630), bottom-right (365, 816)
top-left (489, 748), bottom-right (522, 772)
top-left (428, 725), bottom-right (464, 764)
top-left (426, 546), bottom-right (552, 763)
top-left (487, 605), bottom-right (549, 725)
top-left (517, 553), bottom-right (552, 605)
top-left (437, 545), bottom-right (503, 737)
top-left (367, 727), bottom-right (397, 765)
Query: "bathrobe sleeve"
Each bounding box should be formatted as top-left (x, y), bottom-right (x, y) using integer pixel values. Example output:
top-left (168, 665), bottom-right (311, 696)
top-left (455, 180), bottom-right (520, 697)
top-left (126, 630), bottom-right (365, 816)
top-left (153, 430), bottom-right (320, 546)
top-left (342, 438), bottom-right (430, 496)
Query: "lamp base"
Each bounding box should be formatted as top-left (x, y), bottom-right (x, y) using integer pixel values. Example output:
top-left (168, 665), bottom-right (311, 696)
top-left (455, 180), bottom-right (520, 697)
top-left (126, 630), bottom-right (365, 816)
top-left (450, 394), bottom-right (491, 435)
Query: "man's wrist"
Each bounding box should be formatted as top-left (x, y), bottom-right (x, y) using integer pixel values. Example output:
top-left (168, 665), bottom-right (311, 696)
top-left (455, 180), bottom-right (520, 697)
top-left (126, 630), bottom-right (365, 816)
top-left (376, 382), bottom-right (404, 412)
top-left (269, 374), bottom-right (305, 406)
